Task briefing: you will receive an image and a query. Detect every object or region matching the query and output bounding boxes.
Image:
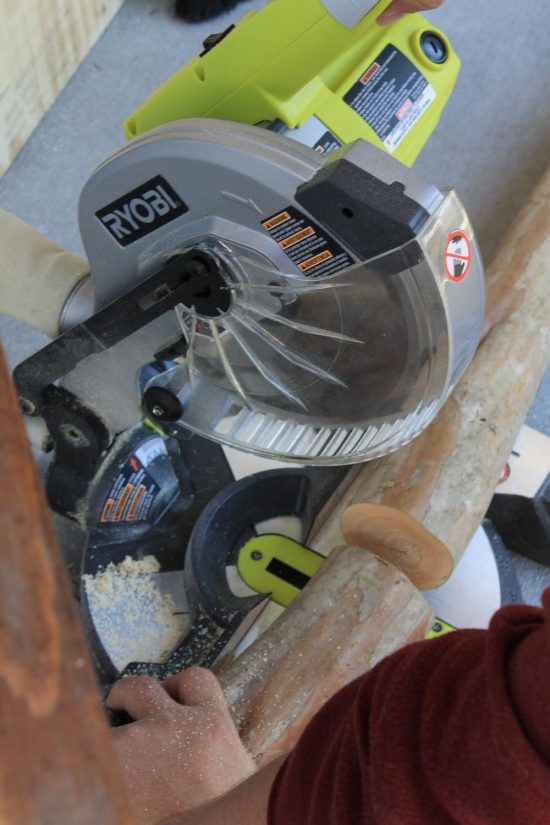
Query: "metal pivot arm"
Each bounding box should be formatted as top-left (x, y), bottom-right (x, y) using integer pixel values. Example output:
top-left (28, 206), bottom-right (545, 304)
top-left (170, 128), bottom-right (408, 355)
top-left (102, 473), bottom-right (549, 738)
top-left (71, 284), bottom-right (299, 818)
top-left (13, 249), bottom-right (228, 414)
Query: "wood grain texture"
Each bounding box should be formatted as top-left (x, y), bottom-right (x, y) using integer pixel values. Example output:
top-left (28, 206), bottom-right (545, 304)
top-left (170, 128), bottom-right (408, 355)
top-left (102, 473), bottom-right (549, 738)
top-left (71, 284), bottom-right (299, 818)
top-left (0, 209), bottom-right (88, 338)
top-left (341, 504), bottom-right (454, 590)
top-left (0, 0), bottom-right (125, 175)
top-left (0, 345), bottom-right (133, 825)
top-left (219, 547), bottom-right (431, 764)
top-left (222, 166), bottom-right (550, 760)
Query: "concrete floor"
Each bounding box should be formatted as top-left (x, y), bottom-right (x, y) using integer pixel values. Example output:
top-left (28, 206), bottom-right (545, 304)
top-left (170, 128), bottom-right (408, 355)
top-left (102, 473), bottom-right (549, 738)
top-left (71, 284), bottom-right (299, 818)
top-left (0, 0), bottom-right (548, 605)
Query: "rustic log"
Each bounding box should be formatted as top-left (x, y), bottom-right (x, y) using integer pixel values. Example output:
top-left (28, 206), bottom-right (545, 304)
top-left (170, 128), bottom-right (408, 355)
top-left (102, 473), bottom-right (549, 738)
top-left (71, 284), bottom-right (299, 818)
top-left (341, 504), bottom-right (454, 590)
top-left (220, 166), bottom-right (550, 761)
top-left (0, 209), bottom-right (88, 339)
top-left (220, 546), bottom-right (431, 763)
top-left (0, 345), bottom-right (133, 824)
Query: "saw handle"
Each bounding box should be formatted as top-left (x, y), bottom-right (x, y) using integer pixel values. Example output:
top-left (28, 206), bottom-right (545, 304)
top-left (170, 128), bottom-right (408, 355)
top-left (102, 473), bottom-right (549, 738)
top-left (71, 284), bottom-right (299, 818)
top-left (341, 504), bottom-right (453, 590)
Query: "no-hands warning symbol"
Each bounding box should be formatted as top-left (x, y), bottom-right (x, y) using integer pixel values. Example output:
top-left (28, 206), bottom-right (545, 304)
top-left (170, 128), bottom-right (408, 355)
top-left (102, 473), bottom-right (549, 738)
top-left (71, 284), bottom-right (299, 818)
top-left (444, 230), bottom-right (471, 282)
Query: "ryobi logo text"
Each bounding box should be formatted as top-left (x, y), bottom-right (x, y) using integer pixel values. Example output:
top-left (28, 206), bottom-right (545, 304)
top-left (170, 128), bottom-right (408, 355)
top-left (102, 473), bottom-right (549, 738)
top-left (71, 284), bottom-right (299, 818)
top-left (96, 176), bottom-right (188, 247)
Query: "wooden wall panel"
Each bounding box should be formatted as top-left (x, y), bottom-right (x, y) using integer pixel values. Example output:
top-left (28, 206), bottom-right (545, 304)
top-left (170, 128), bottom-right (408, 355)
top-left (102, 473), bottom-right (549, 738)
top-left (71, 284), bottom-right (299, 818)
top-left (0, 0), bottom-right (125, 176)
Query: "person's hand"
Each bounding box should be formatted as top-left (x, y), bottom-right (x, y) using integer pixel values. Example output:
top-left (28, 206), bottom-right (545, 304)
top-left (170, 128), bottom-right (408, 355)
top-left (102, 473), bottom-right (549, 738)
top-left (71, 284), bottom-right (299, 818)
top-left (378, 0), bottom-right (445, 25)
top-left (107, 667), bottom-right (256, 825)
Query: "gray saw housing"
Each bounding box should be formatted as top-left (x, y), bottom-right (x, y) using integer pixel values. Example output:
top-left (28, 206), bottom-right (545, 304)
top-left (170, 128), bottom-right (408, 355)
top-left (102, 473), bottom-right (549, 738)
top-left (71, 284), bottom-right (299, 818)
top-left (17, 119), bottom-right (485, 465)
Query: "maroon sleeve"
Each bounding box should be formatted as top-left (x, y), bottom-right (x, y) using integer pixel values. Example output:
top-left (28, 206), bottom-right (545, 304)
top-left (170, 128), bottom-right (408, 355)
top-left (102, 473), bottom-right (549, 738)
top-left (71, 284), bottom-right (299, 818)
top-left (268, 589), bottom-right (550, 824)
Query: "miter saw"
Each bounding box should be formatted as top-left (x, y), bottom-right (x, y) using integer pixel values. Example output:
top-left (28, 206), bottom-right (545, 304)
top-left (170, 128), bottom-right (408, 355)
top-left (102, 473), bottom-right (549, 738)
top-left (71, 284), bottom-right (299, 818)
top-left (13, 119), bottom-right (484, 679)
top-left (16, 120), bottom-right (484, 466)
top-left (12, 1), bottom-right (485, 681)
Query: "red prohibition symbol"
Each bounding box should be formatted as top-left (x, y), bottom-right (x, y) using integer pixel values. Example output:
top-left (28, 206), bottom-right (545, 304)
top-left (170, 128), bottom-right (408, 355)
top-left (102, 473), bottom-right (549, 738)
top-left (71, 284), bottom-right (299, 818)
top-left (444, 230), bottom-right (471, 283)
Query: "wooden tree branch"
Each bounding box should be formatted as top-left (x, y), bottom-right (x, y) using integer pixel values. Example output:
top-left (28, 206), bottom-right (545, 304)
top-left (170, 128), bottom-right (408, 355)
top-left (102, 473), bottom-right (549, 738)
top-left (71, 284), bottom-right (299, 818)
top-left (0, 209), bottom-right (88, 339)
top-left (220, 547), bottom-right (430, 763)
top-left (0, 345), bottom-right (133, 825)
top-left (221, 166), bottom-right (550, 761)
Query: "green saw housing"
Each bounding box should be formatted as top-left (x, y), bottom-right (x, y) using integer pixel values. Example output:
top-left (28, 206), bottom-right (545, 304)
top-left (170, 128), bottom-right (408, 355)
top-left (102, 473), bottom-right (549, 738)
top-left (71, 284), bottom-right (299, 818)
top-left (125, 0), bottom-right (459, 166)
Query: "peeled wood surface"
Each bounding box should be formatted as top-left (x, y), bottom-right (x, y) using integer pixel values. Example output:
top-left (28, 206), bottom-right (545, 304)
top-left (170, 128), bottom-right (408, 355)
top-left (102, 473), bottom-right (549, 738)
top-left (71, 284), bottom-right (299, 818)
top-left (223, 166), bottom-right (550, 761)
top-left (341, 504), bottom-right (454, 590)
top-left (219, 546), bottom-right (431, 763)
top-left (0, 345), bottom-right (132, 825)
top-left (0, 209), bottom-right (88, 338)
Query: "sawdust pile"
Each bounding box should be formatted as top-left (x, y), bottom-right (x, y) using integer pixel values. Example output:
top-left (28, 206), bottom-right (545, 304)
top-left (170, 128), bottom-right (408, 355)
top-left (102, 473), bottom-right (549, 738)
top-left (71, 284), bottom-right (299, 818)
top-left (83, 555), bottom-right (185, 666)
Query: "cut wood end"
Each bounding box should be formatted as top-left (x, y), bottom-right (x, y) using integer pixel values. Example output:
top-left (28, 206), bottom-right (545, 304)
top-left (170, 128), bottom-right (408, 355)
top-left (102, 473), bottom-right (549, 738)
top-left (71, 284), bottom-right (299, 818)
top-left (341, 503), bottom-right (454, 591)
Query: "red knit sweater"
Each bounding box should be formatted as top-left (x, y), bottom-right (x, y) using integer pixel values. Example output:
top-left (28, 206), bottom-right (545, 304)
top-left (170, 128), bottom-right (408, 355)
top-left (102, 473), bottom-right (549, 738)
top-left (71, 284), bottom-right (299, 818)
top-left (269, 590), bottom-right (550, 824)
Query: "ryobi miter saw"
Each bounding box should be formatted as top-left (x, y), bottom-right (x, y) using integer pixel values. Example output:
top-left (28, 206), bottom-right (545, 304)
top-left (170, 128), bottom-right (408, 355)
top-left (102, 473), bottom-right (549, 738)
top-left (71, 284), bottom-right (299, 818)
top-left (14, 120), bottom-right (484, 679)
top-left (15, 121), bottom-right (484, 469)
top-left (12, 2), bottom-right (485, 681)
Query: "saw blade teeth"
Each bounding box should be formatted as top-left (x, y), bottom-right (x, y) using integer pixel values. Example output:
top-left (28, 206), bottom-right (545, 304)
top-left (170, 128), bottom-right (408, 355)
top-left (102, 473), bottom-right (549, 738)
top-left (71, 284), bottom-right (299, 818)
top-left (187, 307), bottom-right (197, 386)
top-left (175, 304), bottom-right (196, 386)
top-left (175, 303), bottom-right (190, 345)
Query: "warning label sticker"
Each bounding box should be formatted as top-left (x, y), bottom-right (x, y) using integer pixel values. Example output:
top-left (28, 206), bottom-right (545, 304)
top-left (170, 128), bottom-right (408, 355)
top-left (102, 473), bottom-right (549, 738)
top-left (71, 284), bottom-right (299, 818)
top-left (312, 130), bottom-right (342, 156)
top-left (444, 230), bottom-right (471, 282)
top-left (289, 115), bottom-right (343, 157)
top-left (99, 439), bottom-right (167, 525)
top-left (344, 44), bottom-right (436, 154)
top-left (261, 206), bottom-right (353, 277)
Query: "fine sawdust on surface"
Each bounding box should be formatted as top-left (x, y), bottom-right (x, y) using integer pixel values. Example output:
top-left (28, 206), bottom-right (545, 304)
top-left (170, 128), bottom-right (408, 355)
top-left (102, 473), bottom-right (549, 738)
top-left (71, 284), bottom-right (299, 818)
top-left (83, 555), bottom-right (186, 667)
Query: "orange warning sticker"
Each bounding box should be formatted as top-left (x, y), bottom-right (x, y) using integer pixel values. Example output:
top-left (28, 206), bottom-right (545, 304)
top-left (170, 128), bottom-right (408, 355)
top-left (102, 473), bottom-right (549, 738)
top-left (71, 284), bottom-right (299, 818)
top-left (113, 483), bottom-right (133, 522)
top-left (262, 211), bottom-right (290, 231)
top-left (261, 205), bottom-right (352, 277)
top-left (101, 498), bottom-right (115, 523)
top-left (299, 250), bottom-right (333, 272)
top-left (98, 442), bottom-right (166, 527)
top-left (280, 226), bottom-right (315, 250)
top-left (126, 485), bottom-right (146, 522)
top-left (360, 62), bottom-right (380, 85)
top-left (344, 45), bottom-right (435, 155)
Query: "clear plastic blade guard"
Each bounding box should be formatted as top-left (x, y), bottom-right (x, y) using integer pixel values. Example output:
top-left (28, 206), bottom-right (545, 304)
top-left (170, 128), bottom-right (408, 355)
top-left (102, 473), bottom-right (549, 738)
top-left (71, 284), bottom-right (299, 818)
top-left (145, 190), bottom-right (484, 464)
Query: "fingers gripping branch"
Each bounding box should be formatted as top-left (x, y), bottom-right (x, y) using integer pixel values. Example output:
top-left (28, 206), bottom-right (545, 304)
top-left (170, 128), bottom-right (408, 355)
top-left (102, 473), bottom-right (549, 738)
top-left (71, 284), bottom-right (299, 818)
top-left (163, 667), bottom-right (227, 708)
top-left (107, 676), bottom-right (175, 721)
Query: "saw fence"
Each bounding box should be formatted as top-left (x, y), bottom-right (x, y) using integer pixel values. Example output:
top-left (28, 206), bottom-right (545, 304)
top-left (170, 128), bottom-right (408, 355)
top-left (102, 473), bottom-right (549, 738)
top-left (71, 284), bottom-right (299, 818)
top-left (0, 166), bottom-right (549, 819)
